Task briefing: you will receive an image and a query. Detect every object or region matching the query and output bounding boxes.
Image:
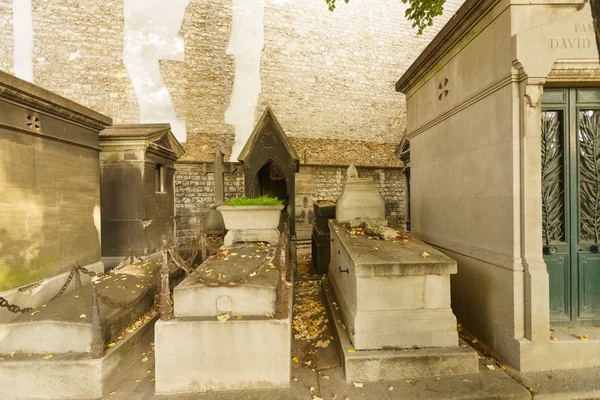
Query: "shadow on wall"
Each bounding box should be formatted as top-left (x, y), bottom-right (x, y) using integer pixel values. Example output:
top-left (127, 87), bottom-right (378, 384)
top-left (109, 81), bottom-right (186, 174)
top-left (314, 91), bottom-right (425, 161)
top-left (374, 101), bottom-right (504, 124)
top-left (0, 138), bottom-right (101, 292)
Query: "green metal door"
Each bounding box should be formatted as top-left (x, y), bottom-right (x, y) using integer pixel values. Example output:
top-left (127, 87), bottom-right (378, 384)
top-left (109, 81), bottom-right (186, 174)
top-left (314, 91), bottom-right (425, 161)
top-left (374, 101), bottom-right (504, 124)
top-left (542, 88), bottom-right (600, 325)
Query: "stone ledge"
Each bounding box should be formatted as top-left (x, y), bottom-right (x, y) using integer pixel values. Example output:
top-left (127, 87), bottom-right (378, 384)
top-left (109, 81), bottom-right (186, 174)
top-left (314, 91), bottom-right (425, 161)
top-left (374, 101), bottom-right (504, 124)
top-left (0, 310), bottom-right (157, 399)
top-left (322, 277), bottom-right (479, 383)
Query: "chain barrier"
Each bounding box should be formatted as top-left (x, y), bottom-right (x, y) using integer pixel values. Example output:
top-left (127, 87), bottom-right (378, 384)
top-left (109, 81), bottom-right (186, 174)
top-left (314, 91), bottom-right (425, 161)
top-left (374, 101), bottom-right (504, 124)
top-left (166, 242), bottom-right (276, 287)
top-left (0, 296), bottom-right (35, 314)
top-left (50, 262), bottom-right (107, 302)
top-left (113, 247), bottom-right (145, 271)
top-left (95, 264), bottom-right (160, 309)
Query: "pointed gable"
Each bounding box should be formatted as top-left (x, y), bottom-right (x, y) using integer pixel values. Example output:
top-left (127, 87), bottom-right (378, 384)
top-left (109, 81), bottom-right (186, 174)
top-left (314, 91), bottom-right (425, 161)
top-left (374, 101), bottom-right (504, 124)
top-left (237, 106), bottom-right (299, 165)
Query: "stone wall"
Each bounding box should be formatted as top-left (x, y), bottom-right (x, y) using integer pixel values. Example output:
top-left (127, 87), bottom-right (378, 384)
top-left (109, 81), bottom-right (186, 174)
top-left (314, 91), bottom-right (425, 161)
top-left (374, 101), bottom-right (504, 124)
top-left (0, 0), bottom-right (464, 162)
top-left (175, 163), bottom-right (405, 243)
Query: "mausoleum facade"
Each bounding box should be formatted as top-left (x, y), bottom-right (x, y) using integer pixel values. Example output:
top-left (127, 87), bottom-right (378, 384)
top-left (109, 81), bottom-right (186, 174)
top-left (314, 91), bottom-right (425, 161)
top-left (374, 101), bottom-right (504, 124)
top-left (397, 0), bottom-right (600, 371)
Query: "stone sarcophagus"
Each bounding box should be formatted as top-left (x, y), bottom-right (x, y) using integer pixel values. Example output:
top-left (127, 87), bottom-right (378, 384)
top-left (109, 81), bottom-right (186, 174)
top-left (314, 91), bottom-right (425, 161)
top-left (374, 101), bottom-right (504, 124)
top-left (328, 221), bottom-right (459, 350)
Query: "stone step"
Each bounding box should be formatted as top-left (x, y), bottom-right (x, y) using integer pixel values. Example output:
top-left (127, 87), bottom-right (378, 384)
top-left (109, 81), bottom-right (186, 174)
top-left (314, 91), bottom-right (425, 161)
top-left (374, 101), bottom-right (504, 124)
top-left (0, 261), bottom-right (159, 354)
top-left (322, 276), bottom-right (480, 383)
top-left (174, 244), bottom-right (278, 317)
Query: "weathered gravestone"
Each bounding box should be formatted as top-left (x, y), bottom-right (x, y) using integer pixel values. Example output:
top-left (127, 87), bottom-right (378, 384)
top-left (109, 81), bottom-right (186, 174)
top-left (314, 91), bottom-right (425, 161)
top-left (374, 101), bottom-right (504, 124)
top-left (336, 164), bottom-right (385, 224)
top-left (294, 172), bottom-right (315, 241)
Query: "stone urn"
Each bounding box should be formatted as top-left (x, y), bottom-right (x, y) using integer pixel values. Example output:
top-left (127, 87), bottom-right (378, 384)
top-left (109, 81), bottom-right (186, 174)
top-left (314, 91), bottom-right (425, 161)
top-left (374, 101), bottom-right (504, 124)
top-left (217, 204), bottom-right (284, 247)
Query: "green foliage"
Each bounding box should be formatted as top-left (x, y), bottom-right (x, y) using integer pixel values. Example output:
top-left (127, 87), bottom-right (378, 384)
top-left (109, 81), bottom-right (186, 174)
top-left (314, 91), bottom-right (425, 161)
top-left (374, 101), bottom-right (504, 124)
top-left (325, 0), bottom-right (446, 35)
top-left (224, 196), bottom-right (283, 206)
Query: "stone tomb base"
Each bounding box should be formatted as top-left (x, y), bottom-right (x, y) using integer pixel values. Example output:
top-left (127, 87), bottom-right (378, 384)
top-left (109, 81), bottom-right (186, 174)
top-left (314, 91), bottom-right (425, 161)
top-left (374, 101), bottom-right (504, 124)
top-left (0, 305), bottom-right (157, 400)
top-left (155, 243), bottom-right (292, 394)
top-left (155, 312), bottom-right (291, 394)
top-left (322, 277), bottom-right (478, 382)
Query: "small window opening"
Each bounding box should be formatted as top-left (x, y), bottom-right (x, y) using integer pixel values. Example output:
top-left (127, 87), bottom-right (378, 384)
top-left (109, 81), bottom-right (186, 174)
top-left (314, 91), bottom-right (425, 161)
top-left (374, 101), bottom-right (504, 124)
top-left (155, 164), bottom-right (166, 193)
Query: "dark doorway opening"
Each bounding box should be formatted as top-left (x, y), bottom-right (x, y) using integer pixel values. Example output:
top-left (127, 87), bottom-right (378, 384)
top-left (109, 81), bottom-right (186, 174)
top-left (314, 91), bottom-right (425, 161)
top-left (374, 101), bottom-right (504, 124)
top-left (257, 161), bottom-right (287, 202)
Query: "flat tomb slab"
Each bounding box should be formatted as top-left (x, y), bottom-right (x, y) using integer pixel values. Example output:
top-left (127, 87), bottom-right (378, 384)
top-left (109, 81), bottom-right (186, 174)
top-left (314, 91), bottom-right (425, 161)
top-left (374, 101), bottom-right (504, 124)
top-left (174, 244), bottom-right (279, 317)
top-left (323, 277), bottom-right (478, 382)
top-left (328, 222), bottom-right (459, 350)
top-left (329, 221), bottom-right (456, 277)
top-left (155, 290), bottom-right (292, 394)
top-left (0, 261), bottom-right (158, 354)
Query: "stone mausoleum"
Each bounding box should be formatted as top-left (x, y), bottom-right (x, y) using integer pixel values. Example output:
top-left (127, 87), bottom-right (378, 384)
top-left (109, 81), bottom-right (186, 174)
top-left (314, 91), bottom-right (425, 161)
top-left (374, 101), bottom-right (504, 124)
top-left (397, 0), bottom-right (600, 372)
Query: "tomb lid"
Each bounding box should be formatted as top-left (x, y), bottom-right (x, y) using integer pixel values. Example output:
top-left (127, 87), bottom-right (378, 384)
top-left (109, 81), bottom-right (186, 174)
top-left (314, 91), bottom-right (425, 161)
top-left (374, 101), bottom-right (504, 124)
top-left (330, 221), bottom-right (457, 277)
top-left (100, 123), bottom-right (185, 161)
top-left (237, 106), bottom-right (300, 164)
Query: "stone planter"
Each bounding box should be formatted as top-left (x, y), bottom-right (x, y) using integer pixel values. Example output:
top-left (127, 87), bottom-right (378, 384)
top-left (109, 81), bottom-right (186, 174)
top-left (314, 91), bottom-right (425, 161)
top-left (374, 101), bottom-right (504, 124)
top-left (217, 204), bottom-right (284, 247)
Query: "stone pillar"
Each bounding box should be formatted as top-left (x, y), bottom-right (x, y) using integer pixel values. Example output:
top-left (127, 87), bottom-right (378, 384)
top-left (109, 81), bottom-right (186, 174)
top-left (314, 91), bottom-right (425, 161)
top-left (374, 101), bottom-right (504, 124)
top-left (518, 71), bottom-right (550, 344)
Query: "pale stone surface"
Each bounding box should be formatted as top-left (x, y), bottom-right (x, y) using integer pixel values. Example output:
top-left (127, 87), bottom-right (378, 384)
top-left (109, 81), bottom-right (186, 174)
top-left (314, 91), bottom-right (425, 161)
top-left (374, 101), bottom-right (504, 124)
top-left (397, 0), bottom-right (600, 373)
top-left (323, 277), bottom-right (478, 382)
top-left (174, 244), bottom-right (278, 317)
top-left (328, 222), bottom-right (458, 350)
top-left (0, 310), bottom-right (156, 399)
top-left (0, 260), bottom-right (158, 353)
top-left (218, 204), bottom-right (283, 246)
top-left (336, 165), bottom-right (385, 223)
top-left (155, 290), bottom-right (292, 394)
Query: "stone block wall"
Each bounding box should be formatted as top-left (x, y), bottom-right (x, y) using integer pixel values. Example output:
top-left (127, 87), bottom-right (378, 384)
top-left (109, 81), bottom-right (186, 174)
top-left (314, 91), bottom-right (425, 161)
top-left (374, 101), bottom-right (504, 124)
top-left (0, 0), bottom-right (464, 161)
top-left (175, 163), bottom-right (405, 243)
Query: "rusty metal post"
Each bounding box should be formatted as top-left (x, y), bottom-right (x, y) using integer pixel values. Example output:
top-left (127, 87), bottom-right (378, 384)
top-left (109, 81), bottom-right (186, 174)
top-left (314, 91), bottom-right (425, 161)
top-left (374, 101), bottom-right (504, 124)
top-left (199, 220), bottom-right (209, 261)
top-left (275, 235), bottom-right (289, 319)
top-left (75, 267), bottom-right (82, 289)
top-left (129, 247), bottom-right (134, 265)
top-left (159, 240), bottom-right (173, 320)
top-left (90, 284), bottom-right (104, 359)
top-left (275, 266), bottom-right (288, 319)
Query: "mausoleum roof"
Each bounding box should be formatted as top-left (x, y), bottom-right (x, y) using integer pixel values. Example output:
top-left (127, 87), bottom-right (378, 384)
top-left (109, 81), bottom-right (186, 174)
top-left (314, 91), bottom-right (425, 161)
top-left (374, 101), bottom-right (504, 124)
top-left (395, 0), bottom-right (499, 94)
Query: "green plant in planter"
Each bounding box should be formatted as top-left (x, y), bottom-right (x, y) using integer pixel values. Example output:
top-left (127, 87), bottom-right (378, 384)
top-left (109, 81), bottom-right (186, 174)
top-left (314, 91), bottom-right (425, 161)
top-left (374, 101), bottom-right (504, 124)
top-left (224, 195), bottom-right (283, 206)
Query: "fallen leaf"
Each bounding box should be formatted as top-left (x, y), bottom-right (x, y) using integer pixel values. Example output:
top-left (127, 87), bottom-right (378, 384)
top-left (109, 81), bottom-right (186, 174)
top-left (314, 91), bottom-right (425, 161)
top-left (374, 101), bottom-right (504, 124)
top-left (347, 348), bottom-right (356, 353)
top-left (72, 295), bottom-right (80, 299)
top-left (388, 386), bottom-right (394, 391)
top-left (500, 365), bottom-right (506, 371)
top-left (323, 375), bottom-right (329, 379)
top-left (142, 356), bottom-right (148, 363)
top-left (471, 339), bottom-right (478, 344)
top-left (79, 314), bottom-right (86, 318)
top-left (107, 342), bottom-right (116, 348)
top-left (31, 310), bottom-right (40, 316)
top-left (422, 252), bottom-right (430, 258)
top-left (135, 379), bottom-right (140, 383)
top-left (576, 335), bottom-right (588, 340)
top-left (305, 360), bottom-right (312, 366)
top-left (109, 391), bottom-right (116, 396)
top-left (485, 364), bottom-right (495, 370)
top-left (43, 353), bottom-right (53, 360)
top-left (292, 357), bottom-right (299, 363)
top-left (217, 313), bottom-right (231, 322)
top-left (352, 382), bottom-right (364, 388)
top-left (312, 397), bottom-right (323, 400)
top-left (237, 315), bottom-right (243, 320)
top-left (405, 379), bottom-right (417, 385)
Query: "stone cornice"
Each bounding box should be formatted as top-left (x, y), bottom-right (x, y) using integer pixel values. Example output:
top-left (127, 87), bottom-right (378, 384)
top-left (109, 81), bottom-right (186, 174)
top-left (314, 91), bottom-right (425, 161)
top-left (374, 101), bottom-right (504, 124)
top-left (395, 0), bottom-right (502, 94)
top-left (0, 71), bottom-right (112, 131)
top-left (100, 124), bottom-right (185, 162)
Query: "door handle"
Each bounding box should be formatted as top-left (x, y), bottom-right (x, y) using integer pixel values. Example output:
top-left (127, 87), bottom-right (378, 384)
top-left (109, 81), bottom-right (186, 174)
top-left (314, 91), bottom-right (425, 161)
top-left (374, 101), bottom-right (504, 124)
top-left (338, 266), bottom-right (349, 274)
top-left (543, 246), bottom-right (558, 255)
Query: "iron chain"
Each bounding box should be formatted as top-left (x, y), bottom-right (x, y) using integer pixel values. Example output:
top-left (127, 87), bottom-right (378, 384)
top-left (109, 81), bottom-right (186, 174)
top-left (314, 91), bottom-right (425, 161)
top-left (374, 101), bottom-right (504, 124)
top-left (0, 296), bottom-right (35, 314)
